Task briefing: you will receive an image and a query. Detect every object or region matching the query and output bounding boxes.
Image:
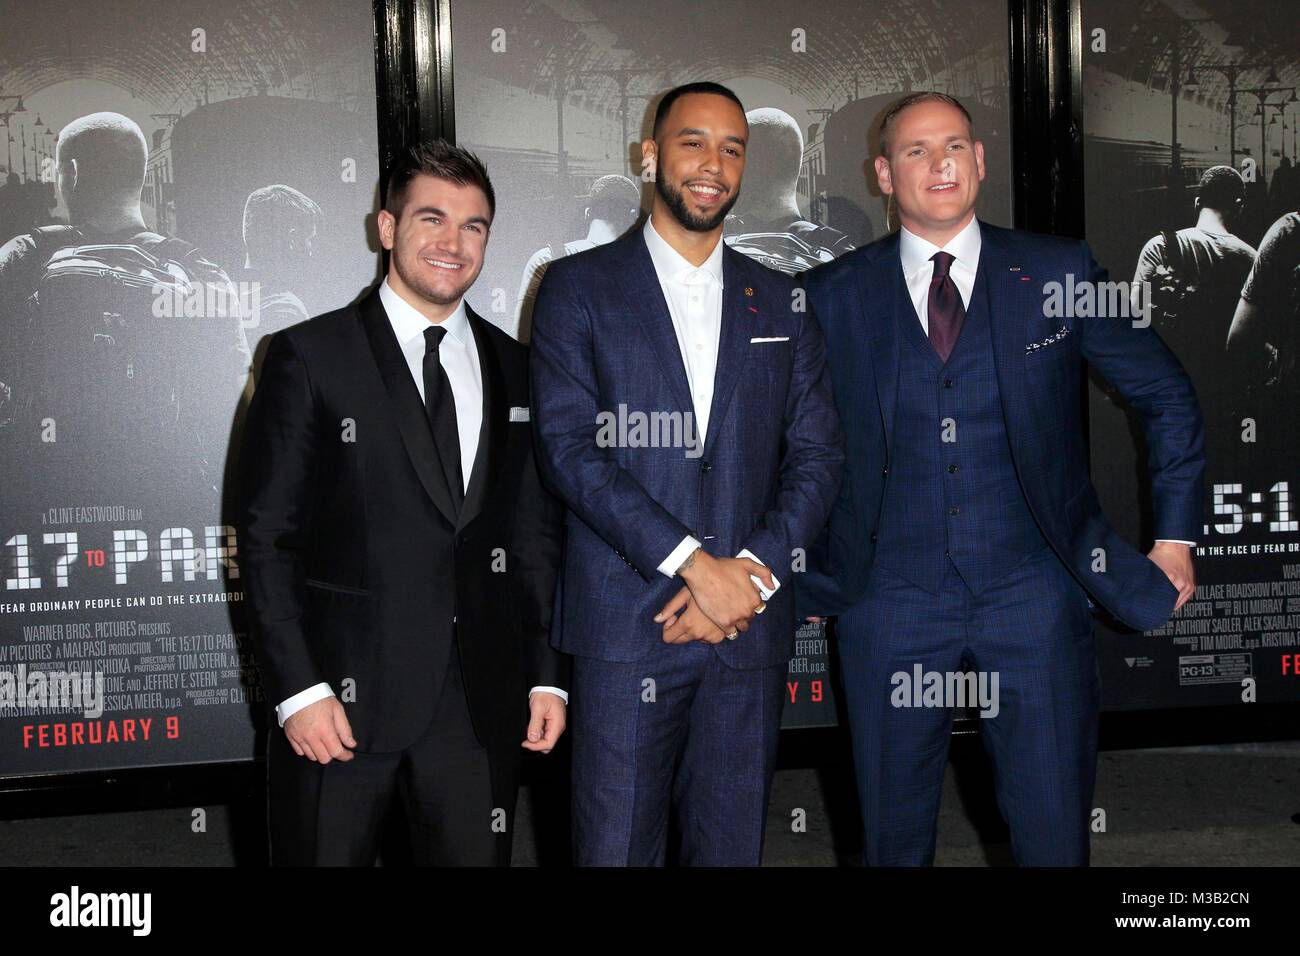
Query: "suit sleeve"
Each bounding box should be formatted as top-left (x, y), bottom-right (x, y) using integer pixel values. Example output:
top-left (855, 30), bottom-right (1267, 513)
top-left (740, 294), bottom-right (846, 575)
top-left (1077, 241), bottom-right (1205, 541)
top-left (511, 355), bottom-right (569, 691)
top-left (529, 262), bottom-right (695, 579)
top-left (237, 331), bottom-right (327, 707)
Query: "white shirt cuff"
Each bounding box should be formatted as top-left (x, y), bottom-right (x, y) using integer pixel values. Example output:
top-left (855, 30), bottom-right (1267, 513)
top-left (659, 535), bottom-right (703, 577)
top-left (1155, 539), bottom-right (1196, 547)
top-left (275, 682), bottom-right (334, 727)
top-left (529, 686), bottom-right (568, 704)
top-left (737, 548), bottom-right (780, 601)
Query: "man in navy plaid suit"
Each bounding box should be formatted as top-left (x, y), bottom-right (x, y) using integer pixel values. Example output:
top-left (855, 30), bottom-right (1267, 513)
top-left (798, 93), bottom-right (1204, 865)
top-left (531, 83), bottom-right (843, 865)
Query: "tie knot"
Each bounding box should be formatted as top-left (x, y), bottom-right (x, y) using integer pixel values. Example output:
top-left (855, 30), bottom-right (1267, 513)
top-left (931, 251), bottom-right (956, 279)
top-left (424, 325), bottom-right (448, 354)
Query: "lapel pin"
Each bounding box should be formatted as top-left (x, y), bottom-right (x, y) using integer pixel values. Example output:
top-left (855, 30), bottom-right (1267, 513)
top-left (748, 306), bottom-right (759, 314)
top-left (1009, 266), bottom-right (1020, 272)
top-left (744, 287), bottom-right (754, 296)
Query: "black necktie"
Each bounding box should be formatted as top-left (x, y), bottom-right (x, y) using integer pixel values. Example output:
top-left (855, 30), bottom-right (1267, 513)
top-left (423, 325), bottom-right (464, 514)
top-left (927, 251), bottom-right (965, 363)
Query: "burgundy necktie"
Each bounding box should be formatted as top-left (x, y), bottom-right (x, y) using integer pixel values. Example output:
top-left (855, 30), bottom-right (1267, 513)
top-left (927, 251), bottom-right (965, 363)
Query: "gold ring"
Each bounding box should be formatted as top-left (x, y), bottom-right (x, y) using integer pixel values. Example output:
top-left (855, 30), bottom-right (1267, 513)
top-left (726, 630), bottom-right (739, 640)
top-left (754, 602), bottom-right (767, 615)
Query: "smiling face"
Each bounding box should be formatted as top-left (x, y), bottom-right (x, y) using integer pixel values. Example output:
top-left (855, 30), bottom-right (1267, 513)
top-left (874, 99), bottom-right (985, 245)
top-left (377, 172), bottom-right (490, 314)
top-left (645, 92), bottom-right (748, 233)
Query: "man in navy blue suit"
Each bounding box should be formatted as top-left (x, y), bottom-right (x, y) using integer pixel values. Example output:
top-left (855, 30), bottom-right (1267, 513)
top-left (530, 82), bottom-right (844, 866)
top-left (798, 92), bottom-right (1203, 866)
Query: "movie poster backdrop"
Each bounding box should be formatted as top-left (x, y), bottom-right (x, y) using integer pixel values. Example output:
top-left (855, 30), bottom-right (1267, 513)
top-left (1082, 0), bottom-right (1300, 709)
top-left (0, 0), bottom-right (381, 776)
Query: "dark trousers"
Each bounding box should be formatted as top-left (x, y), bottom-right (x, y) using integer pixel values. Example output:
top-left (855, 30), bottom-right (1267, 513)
top-left (569, 640), bottom-right (787, 867)
top-left (267, 643), bottom-right (507, 866)
top-left (837, 548), bottom-right (1100, 866)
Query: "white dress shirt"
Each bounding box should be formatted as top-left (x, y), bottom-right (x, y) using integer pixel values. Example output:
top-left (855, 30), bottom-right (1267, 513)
top-left (896, 217), bottom-right (1193, 549)
top-left (899, 216), bottom-right (981, 330)
top-left (641, 216), bottom-right (778, 598)
top-left (276, 279), bottom-right (566, 727)
top-left (380, 277), bottom-right (482, 484)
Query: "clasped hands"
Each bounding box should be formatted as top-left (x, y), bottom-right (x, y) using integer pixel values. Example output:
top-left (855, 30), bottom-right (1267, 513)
top-left (653, 548), bottom-right (774, 644)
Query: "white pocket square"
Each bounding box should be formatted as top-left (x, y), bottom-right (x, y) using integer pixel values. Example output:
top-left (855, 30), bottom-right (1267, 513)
top-left (1026, 325), bottom-right (1071, 353)
top-left (509, 406), bottom-right (530, 422)
top-left (750, 336), bottom-right (790, 344)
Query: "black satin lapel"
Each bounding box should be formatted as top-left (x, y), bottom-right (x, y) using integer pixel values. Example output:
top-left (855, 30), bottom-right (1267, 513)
top-left (459, 310), bottom-right (505, 531)
top-left (357, 291), bottom-right (457, 527)
top-left (704, 247), bottom-right (750, 456)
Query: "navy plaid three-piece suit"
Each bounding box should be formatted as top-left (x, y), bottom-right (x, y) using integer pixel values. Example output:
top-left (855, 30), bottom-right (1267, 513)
top-left (798, 221), bottom-right (1204, 865)
top-left (530, 226), bottom-right (844, 865)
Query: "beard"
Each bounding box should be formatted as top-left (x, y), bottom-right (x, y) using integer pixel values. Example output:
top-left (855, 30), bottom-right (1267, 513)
top-left (655, 175), bottom-right (738, 232)
top-left (392, 245), bottom-right (475, 306)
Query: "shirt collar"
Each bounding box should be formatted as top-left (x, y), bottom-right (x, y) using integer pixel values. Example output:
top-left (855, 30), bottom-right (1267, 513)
top-left (379, 276), bottom-right (470, 347)
top-left (899, 216), bottom-right (982, 278)
top-left (643, 214), bottom-right (725, 288)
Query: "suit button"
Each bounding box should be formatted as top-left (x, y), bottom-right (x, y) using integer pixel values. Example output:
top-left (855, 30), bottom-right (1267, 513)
top-left (701, 460), bottom-right (712, 473)
top-left (948, 506), bottom-right (960, 516)
top-left (869, 530), bottom-right (877, 543)
top-left (947, 464), bottom-right (958, 474)
top-left (943, 378), bottom-right (954, 388)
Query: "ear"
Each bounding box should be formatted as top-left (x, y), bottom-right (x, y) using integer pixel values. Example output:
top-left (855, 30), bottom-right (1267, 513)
top-left (974, 140), bottom-right (986, 182)
top-left (377, 209), bottom-right (396, 251)
top-left (873, 155), bottom-right (893, 195)
top-left (641, 138), bottom-right (657, 181)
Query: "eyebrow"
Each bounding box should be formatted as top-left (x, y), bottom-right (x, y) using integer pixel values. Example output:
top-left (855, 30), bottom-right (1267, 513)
top-left (409, 205), bottom-right (490, 227)
top-left (673, 127), bottom-right (747, 146)
top-left (901, 134), bottom-right (970, 149)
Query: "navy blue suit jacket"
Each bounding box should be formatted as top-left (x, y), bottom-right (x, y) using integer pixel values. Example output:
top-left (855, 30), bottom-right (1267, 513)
top-left (530, 226), bottom-right (845, 667)
top-left (797, 221), bottom-right (1204, 632)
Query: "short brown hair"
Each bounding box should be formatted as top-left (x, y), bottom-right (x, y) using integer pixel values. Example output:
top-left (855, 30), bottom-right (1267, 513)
top-left (384, 139), bottom-right (496, 222)
top-left (878, 92), bottom-right (975, 158)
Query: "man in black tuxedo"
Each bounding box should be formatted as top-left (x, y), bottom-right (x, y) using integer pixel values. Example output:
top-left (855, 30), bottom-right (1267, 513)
top-left (239, 140), bottom-right (567, 866)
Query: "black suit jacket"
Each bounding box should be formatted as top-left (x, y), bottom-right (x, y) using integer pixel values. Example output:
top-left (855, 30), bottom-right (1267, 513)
top-left (238, 286), bottom-right (565, 758)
